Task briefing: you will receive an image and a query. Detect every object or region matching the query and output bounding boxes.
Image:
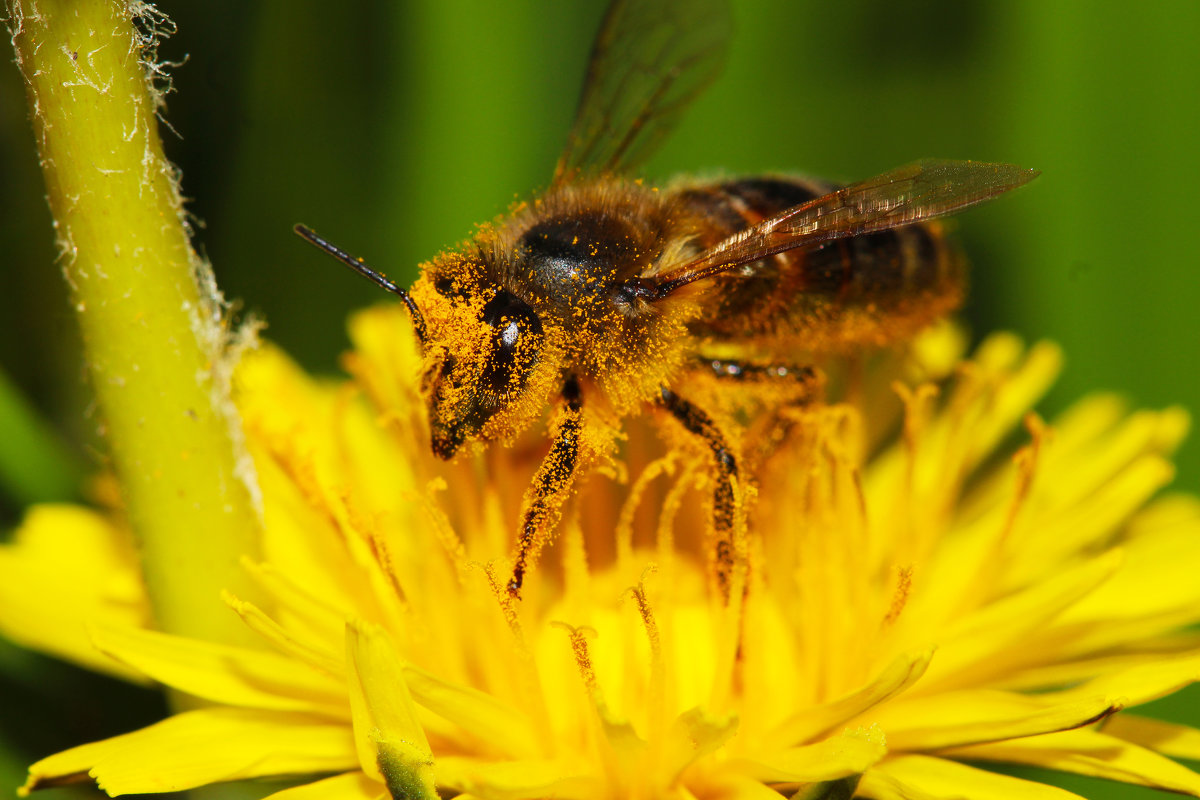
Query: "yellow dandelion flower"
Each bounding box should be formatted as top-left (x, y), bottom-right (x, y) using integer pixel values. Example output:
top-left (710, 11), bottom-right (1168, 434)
top-left (5, 311), bottom-right (1200, 800)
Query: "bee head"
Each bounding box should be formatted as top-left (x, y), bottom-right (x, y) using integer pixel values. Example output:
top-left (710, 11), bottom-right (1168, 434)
top-left (419, 281), bottom-right (549, 460)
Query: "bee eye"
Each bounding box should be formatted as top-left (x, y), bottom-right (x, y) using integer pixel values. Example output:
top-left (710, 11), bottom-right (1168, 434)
top-left (480, 290), bottom-right (543, 396)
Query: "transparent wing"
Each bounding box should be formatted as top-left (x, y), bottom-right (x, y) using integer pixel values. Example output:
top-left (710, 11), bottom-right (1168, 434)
top-left (552, 0), bottom-right (732, 184)
top-left (652, 160), bottom-right (1040, 297)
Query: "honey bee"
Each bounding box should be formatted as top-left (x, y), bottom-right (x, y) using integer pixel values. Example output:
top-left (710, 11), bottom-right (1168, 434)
top-left (295, 0), bottom-right (1037, 600)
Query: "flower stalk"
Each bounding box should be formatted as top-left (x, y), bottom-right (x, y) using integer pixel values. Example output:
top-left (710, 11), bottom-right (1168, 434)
top-left (7, 0), bottom-right (261, 644)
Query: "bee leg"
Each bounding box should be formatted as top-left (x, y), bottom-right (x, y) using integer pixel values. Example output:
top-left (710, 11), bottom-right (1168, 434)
top-left (700, 357), bottom-right (819, 399)
top-left (508, 376), bottom-right (583, 600)
top-left (657, 386), bottom-right (741, 600)
top-left (698, 357), bottom-right (823, 468)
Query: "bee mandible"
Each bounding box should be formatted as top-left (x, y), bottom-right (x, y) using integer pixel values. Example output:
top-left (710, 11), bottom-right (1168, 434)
top-left (295, 0), bottom-right (1038, 600)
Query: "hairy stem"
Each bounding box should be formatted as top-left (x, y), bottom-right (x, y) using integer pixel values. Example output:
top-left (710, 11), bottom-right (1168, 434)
top-left (7, 0), bottom-right (262, 644)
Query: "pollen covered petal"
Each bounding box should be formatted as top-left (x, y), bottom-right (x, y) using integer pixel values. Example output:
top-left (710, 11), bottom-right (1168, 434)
top-left (21, 708), bottom-right (356, 797)
top-left (859, 755), bottom-right (1086, 800)
top-left (89, 622), bottom-right (347, 714)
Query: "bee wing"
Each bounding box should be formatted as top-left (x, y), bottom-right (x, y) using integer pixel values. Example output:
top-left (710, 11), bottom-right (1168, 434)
top-left (651, 160), bottom-right (1039, 297)
top-left (552, 0), bottom-right (732, 185)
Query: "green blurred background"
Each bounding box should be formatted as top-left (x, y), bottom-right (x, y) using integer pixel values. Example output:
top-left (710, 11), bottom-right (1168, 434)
top-left (1, 1), bottom-right (1197, 797)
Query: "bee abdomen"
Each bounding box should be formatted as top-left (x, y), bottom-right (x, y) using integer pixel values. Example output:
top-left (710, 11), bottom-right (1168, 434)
top-left (673, 176), bottom-right (964, 351)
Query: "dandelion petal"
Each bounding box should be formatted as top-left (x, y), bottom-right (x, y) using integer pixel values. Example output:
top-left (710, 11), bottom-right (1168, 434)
top-left (1046, 651), bottom-right (1200, 707)
top-left (0, 506), bottom-right (148, 682)
top-left (859, 754), bottom-right (1086, 799)
top-left (878, 690), bottom-right (1119, 751)
top-left (261, 771), bottom-right (379, 800)
top-left (433, 757), bottom-right (597, 800)
top-left (89, 622), bottom-right (346, 713)
top-left (945, 728), bottom-right (1200, 795)
top-left (705, 772), bottom-right (812, 800)
top-left (727, 727), bottom-right (886, 783)
top-left (401, 661), bottom-right (541, 759)
top-left (764, 648), bottom-right (935, 749)
top-left (1102, 714), bottom-right (1200, 761)
top-left (22, 708), bottom-right (356, 796)
top-left (345, 618), bottom-right (434, 794)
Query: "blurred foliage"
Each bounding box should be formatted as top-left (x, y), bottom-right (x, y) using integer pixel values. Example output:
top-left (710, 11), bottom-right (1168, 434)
top-left (1, 1), bottom-right (1198, 798)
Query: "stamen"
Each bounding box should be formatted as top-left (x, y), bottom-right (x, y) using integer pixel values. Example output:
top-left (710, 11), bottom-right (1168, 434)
top-left (710, 476), bottom-right (751, 711)
top-left (882, 564), bottom-right (914, 627)
top-left (551, 622), bottom-right (626, 789)
top-left (893, 381), bottom-right (940, 558)
top-left (894, 381), bottom-right (940, 459)
top-left (657, 461), bottom-right (699, 570)
top-left (628, 568), bottom-right (663, 662)
top-left (239, 557), bottom-right (348, 644)
top-left (417, 478), bottom-right (467, 564)
top-left (626, 568), bottom-right (667, 745)
top-left (552, 621), bottom-right (599, 694)
top-left (956, 415), bottom-right (1050, 613)
top-left (222, 589), bottom-right (345, 678)
top-left (338, 472), bottom-right (409, 613)
top-left (483, 562), bottom-right (522, 634)
top-left (998, 413), bottom-right (1046, 547)
top-left (561, 517), bottom-right (591, 603)
top-left (615, 455), bottom-right (676, 569)
top-left (474, 562), bottom-right (559, 756)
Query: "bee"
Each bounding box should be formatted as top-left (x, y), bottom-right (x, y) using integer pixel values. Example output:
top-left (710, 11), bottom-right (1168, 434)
top-left (295, 0), bottom-right (1037, 600)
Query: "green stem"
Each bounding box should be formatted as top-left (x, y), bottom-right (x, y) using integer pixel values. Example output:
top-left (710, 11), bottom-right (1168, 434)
top-left (7, 0), bottom-right (261, 644)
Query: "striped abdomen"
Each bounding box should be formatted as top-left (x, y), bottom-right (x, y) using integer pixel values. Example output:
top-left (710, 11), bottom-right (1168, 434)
top-left (671, 176), bottom-right (964, 353)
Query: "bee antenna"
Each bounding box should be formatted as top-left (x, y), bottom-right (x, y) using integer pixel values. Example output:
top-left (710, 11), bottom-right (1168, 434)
top-left (293, 224), bottom-right (427, 346)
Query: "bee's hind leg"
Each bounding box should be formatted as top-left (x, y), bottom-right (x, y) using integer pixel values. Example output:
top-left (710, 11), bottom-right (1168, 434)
top-left (658, 359), bottom-right (822, 599)
top-left (656, 386), bottom-right (743, 601)
top-left (700, 357), bottom-right (820, 400)
top-left (508, 376), bottom-right (583, 600)
top-left (696, 356), bottom-right (824, 471)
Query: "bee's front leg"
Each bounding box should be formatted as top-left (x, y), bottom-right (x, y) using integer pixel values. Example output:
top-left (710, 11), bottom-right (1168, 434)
top-left (656, 386), bottom-right (741, 601)
top-left (508, 376), bottom-right (583, 599)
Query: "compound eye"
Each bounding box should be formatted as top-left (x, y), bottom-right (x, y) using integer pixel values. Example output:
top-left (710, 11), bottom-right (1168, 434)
top-left (480, 290), bottom-right (543, 397)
